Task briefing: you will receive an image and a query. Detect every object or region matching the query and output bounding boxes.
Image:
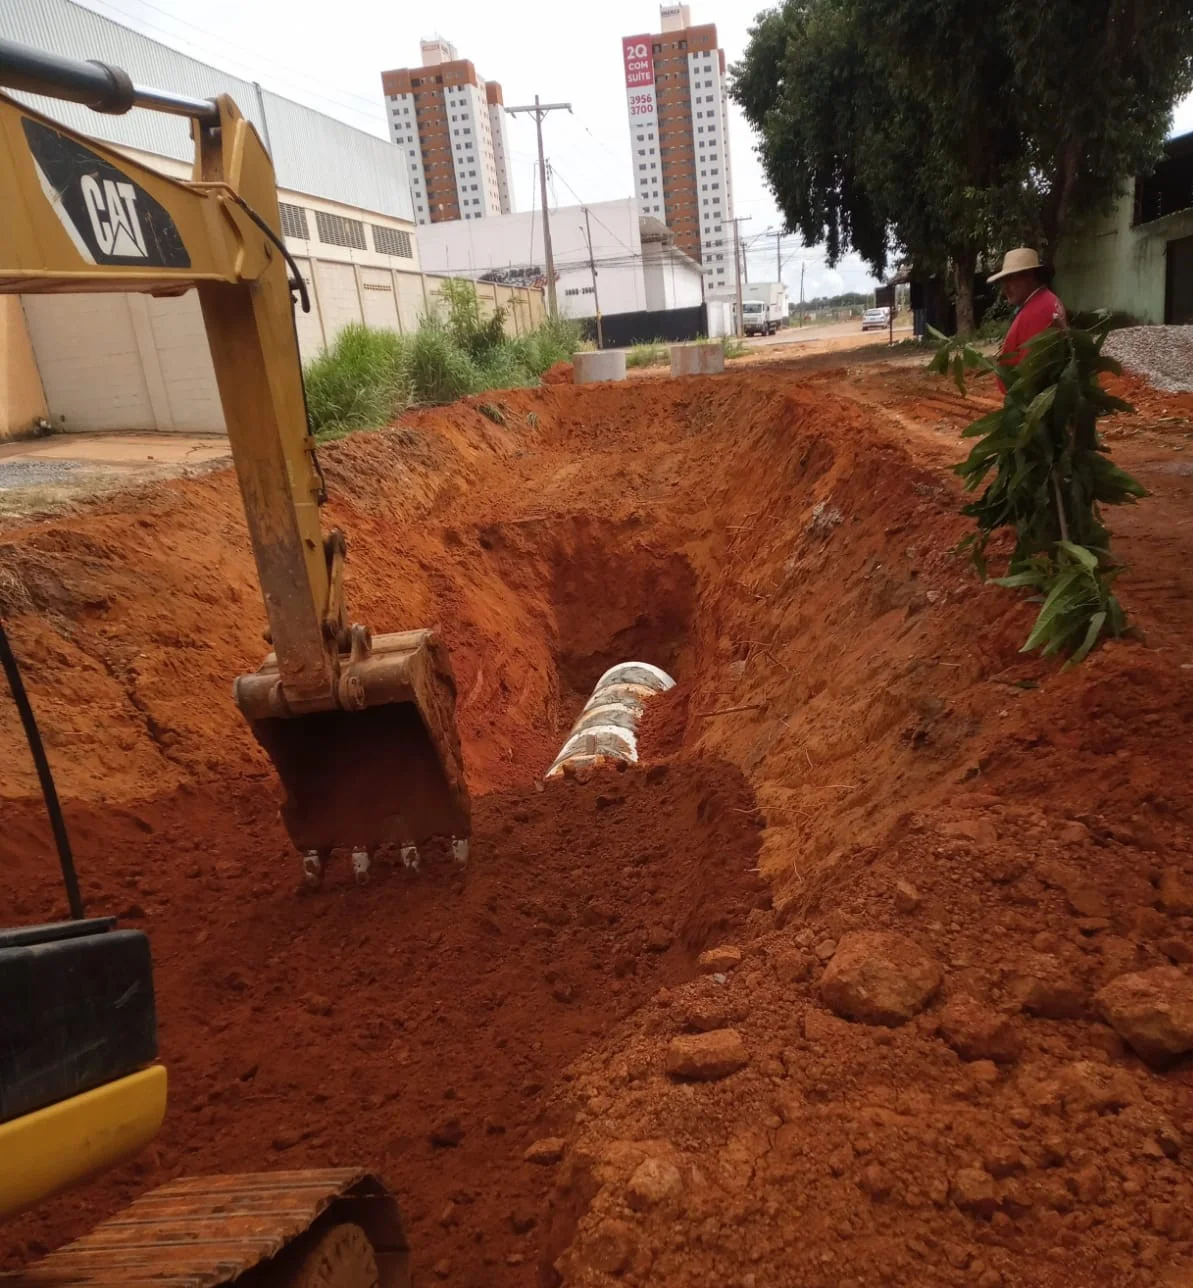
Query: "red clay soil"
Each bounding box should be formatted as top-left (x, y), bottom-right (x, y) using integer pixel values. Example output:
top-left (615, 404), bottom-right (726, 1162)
top-left (2, 363), bottom-right (1193, 1286)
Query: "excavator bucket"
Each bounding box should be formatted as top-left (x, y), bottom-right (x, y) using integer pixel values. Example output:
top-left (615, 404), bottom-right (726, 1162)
top-left (233, 629), bottom-right (470, 856)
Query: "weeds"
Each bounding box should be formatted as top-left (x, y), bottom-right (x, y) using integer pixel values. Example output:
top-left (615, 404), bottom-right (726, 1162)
top-left (303, 324), bottom-right (408, 437)
top-left (303, 283), bottom-right (581, 438)
top-left (626, 340), bottom-right (669, 369)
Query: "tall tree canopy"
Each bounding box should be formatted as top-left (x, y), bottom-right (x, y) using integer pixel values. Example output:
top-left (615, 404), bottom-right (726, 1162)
top-left (732, 0), bottom-right (1193, 332)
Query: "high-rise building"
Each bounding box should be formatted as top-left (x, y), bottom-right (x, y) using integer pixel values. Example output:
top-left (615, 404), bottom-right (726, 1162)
top-left (381, 38), bottom-right (514, 225)
top-left (622, 5), bottom-right (735, 290)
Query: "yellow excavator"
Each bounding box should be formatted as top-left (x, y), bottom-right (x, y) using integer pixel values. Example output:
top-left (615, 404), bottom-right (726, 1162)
top-left (0, 36), bottom-right (473, 1287)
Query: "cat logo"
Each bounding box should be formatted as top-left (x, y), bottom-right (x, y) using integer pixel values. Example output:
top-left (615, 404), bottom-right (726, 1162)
top-left (80, 175), bottom-right (148, 258)
top-left (21, 116), bottom-right (191, 270)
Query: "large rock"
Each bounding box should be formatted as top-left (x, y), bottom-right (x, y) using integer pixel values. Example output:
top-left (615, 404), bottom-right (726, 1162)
top-left (666, 1028), bottom-right (749, 1081)
top-left (938, 994), bottom-right (1022, 1064)
top-left (819, 931), bottom-right (942, 1026)
top-left (1096, 967), bottom-right (1193, 1064)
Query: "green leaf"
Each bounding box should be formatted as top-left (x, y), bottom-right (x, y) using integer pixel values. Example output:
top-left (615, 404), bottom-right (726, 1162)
top-left (928, 347), bottom-right (950, 376)
top-left (1067, 609), bottom-right (1108, 666)
top-left (1057, 541), bottom-right (1099, 571)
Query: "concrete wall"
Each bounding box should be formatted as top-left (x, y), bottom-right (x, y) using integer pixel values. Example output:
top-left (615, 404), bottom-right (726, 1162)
top-left (0, 299), bottom-right (48, 441)
top-left (19, 267), bottom-right (544, 434)
top-left (1054, 186), bottom-right (1193, 323)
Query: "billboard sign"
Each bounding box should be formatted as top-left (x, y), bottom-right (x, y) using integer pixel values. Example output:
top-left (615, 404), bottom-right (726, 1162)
top-left (623, 36), bottom-right (655, 87)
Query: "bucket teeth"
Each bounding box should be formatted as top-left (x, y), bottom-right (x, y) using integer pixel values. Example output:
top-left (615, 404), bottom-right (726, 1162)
top-left (302, 850), bottom-right (325, 889)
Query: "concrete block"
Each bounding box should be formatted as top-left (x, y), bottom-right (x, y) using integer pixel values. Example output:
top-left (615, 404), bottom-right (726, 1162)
top-left (670, 342), bottom-right (725, 377)
top-left (573, 351), bottom-right (627, 384)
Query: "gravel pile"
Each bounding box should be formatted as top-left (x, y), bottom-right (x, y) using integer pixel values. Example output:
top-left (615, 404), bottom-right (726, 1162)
top-left (0, 458), bottom-right (85, 490)
top-left (1104, 324), bottom-right (1193, 391)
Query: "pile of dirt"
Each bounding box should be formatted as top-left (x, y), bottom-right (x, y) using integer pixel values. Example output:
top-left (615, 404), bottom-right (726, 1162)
top-left (0, 759), bottom-right (765, 1280)
top-left (3, 362), bottom-right (1193, 1286)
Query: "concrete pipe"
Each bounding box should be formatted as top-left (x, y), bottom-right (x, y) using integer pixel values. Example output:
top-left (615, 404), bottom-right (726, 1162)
top-left (573, 351), bottom-right (628, 384)
top-left (546, 662), bottom-right (675, 778)
top-left (670, 342), bottom-right (725, 377)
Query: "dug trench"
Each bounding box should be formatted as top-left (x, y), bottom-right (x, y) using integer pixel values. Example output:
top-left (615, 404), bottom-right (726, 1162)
top-left (2, 366), bottom-right (1193, 1286)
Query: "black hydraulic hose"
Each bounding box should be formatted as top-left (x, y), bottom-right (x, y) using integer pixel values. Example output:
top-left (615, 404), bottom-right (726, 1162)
top-left (0, 619), bottom-right (84, 919)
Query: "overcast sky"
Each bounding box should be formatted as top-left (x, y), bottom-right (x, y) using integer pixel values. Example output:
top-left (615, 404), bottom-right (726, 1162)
top-left (73, 0), bottom-right (1193, 303)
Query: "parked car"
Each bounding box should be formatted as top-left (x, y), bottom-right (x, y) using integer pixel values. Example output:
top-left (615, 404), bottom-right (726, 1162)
top-left (861, 307), bottom-right (891, 331)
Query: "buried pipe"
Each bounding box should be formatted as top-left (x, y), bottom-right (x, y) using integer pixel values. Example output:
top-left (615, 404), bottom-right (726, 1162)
top-left (546, 662), bottom-right (675, 779)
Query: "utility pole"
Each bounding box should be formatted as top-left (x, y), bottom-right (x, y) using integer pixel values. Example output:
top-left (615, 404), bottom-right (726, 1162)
top-left (506, 95), bottom-right (572, 317)
top-left (799, 262), bottom-right (805, 328)
top-left (581, 207), bottom-right (603, 349)
top-left (776, 230), bottom-right (782, 283)
top-left (729, 216), bottom-right (751, 338)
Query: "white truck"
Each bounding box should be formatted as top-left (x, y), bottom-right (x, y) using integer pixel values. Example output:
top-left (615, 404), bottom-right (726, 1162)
top-left (741, 281), bottom-right (789, 336)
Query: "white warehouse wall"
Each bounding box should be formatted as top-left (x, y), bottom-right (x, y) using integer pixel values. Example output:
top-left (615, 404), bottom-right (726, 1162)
top-left (418, 199), bottom-right (704, 321)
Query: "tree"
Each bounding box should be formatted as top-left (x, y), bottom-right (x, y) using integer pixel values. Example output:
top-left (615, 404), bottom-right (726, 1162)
top-left (1006, 0), bottom-right (1193, 255)
top-left (732, 0), bottom-right (1193, 334)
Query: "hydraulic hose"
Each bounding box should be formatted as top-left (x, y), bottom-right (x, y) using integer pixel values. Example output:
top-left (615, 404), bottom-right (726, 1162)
top-left (0, 619), bottom-right (84, 919)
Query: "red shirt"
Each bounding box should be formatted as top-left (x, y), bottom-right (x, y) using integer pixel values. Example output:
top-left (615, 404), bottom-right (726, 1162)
top-left (1000, 286), bottom-right (1067, 367)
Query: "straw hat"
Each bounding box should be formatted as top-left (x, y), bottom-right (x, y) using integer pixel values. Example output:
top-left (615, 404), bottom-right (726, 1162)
top-left (988, 247), bottom-right (1043, 283)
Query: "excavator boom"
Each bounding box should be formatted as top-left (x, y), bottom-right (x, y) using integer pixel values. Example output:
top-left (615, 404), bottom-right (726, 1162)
top-left (0, 39), bottom-right (470, 869)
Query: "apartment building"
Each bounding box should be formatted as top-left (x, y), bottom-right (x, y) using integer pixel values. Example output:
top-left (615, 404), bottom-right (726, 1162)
top-left (622, 4), bottom-right (735, 290)
top-left (381, 39), bottom-right (514, 226)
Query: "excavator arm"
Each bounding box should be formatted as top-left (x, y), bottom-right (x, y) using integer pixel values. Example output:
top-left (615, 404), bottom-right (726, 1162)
top-left (0, 40), bottom-right (469, 872)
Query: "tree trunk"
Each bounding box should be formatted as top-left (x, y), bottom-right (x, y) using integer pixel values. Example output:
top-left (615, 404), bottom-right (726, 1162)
top-left (953, 247), bottom-right (978, 336)
top-left (1041, 139), bottom-right (1081, 261)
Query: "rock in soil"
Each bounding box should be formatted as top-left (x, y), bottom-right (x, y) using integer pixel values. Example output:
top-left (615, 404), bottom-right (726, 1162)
top-left (523, 1137), bottom-right (567, 1165)
top-left (819, 930), bottom-right (941, 1026)
top-left (697, 944), bottom-right (743, 973)
top-left (893, 879), bottom-right (922, 913)
top-left (950, 1166), bottom-right (999, 1217)
top-left (1096, 966), bottom-right (1193, 1064)
top-left (665, 1028), bottom-right (749, 1081)
top-left (938, 994), bottom-right (1022, 1064)
top-left (625, 1156), bottom-right (683, 1210)
top-left (1008, 954), bottom-right (1088, 1019)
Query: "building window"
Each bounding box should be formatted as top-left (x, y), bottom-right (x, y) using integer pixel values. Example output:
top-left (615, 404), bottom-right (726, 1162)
top-left (278, 202), bottom-right (309, 240)
top-left (372, 225), bottom-right (414, 258)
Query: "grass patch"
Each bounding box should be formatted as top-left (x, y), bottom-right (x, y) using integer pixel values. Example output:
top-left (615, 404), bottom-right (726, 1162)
top-left (303, 324), bottom-right (408, 437)
top-left (304, 284), bottom-right (581, 439)
top-left (626, 340), bottom-right (670, 369)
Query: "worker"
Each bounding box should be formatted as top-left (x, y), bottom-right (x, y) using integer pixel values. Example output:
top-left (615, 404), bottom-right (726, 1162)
top-left (987, 247), bottom-right (1067, 373)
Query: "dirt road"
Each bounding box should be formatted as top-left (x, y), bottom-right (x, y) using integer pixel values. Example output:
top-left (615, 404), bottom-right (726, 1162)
top-left (2, 358), bottom-right (1193, 1287)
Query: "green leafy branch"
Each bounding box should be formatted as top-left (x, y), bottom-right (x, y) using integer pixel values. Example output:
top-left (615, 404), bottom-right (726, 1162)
top-left (928, 313), bottom-right (1147, 665)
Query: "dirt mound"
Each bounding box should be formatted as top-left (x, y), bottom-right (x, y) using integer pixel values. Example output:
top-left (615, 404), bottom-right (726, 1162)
top-left (3, 364), bottom-right (1193, 1286)
top-left (1, 758), bottom-right (764, 1278)
top-left (541, 361), bottom-right (574, 386)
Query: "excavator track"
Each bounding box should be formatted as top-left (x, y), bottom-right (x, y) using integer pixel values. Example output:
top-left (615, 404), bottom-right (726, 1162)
top-left (1, 1171), bottom-right (410, 1288)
